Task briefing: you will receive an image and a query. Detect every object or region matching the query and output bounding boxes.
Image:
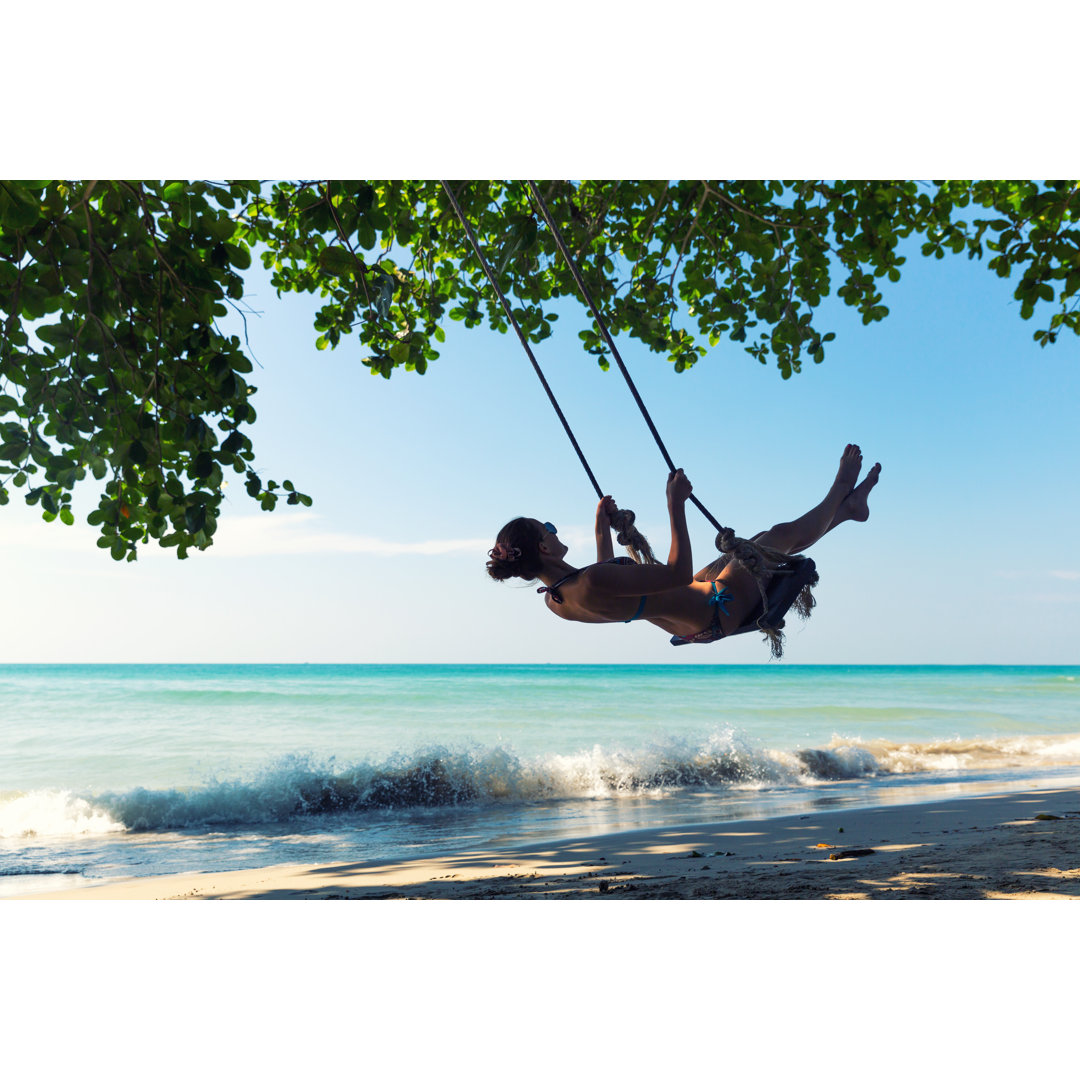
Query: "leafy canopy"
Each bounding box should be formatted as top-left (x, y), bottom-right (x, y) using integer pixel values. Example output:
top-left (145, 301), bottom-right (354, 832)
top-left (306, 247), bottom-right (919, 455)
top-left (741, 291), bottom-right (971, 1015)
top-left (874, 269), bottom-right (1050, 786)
top-left (2, 179), bottom-right (1077, 557)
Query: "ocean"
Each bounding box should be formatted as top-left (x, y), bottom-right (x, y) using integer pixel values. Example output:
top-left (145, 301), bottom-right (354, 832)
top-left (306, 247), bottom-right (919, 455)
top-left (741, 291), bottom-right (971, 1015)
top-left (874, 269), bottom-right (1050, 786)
top-left (3, 663), bottom-right (1079, 897)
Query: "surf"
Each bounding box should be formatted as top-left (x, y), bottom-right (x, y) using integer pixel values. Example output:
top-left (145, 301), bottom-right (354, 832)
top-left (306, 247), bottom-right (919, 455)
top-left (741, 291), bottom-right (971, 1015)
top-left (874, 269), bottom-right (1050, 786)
top-left (6, 728), bottom-right (1080, 837)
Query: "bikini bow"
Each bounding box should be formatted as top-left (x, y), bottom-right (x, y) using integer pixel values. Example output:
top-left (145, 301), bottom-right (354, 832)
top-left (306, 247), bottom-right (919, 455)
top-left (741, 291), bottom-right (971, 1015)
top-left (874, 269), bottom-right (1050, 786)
top-left (708, 584), bottom-right (732, 615)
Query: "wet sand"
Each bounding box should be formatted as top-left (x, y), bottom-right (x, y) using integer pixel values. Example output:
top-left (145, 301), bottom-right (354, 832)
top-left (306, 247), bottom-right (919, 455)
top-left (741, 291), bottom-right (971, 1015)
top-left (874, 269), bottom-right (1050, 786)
top-left (22, 785), bottom-right (1080, 900)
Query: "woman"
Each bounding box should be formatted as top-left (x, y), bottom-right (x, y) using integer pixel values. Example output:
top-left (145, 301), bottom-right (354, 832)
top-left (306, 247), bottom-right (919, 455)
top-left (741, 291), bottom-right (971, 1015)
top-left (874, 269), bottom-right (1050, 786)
top-left (486, 444), bottom-right (881, 644)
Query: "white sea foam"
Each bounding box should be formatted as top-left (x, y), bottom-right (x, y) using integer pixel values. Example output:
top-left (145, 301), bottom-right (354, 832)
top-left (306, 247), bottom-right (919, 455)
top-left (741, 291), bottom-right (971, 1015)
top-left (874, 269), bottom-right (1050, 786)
top-left (823, 732), bottom-right (1080, 775)
top-left (6, 729), bottom-right (1080, 837)
top-left (0, 791), bottom-right (126, 838)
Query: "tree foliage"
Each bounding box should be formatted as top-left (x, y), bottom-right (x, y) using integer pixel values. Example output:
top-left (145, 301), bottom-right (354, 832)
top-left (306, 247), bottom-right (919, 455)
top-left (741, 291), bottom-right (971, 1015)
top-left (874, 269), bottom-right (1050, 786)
top-left (2, 179), bottom-right (1077, 557)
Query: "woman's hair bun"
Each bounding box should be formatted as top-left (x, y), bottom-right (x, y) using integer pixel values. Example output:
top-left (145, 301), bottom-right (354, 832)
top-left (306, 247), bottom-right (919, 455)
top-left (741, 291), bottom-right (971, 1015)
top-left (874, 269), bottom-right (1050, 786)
top-left (486, 518), bottom-right (543, 582)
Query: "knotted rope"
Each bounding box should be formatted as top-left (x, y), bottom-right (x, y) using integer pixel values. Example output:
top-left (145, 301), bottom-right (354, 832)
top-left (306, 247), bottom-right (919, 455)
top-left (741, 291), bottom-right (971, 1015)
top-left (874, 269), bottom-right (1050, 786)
top-left (704, 530), bottom-right (819, 659)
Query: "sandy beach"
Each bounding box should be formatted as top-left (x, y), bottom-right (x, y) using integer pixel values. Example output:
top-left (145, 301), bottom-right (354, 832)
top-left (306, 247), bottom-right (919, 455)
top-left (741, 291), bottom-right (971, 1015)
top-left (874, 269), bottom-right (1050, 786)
top-left (21, 784), bottom-right (1080, 900)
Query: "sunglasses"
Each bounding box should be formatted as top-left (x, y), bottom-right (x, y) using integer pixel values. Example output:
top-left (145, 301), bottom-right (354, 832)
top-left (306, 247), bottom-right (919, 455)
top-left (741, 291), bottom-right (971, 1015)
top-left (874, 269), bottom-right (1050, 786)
top-left (542, 522), bottom-right (558, 534)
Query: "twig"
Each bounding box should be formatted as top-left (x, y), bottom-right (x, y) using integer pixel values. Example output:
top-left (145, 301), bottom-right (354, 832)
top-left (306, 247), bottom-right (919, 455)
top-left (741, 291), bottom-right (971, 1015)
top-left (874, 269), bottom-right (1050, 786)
top-left (226, 297), bottom-right (262, 366)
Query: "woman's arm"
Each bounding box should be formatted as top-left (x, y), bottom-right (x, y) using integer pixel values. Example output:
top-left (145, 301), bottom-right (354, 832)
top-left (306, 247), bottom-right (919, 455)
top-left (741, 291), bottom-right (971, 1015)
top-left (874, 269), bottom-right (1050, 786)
top-left (587, 471), bottom-right (695, 595)
top-left (595, 495), bottom-right (616, 562)
top-left (663, 469), bottom-right (694, 583)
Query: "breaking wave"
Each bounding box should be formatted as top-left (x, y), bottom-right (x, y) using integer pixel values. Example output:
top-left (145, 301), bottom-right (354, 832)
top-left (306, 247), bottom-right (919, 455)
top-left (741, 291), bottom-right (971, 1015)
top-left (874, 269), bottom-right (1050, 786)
top-left (4, 730), bottom-right (1080, 837)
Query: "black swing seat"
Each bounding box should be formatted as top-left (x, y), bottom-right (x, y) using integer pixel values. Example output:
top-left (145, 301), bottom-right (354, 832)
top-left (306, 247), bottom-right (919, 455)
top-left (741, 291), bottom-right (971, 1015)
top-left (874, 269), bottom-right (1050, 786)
top-left (670, 557), bottom-right (817, 645)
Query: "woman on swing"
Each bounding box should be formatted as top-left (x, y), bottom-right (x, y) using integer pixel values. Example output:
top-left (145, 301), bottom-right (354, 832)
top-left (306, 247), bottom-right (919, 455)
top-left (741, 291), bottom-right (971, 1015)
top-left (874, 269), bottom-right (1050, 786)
top-left (486, 444), bottom-right (881, 644)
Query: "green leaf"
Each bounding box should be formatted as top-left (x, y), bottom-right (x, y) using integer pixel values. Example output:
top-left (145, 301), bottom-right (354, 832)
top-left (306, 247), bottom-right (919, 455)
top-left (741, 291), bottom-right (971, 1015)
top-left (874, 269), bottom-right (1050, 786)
top-left (185, 417), bottom-right (214, 447)
top-left (496, 227), bottom-right (523, 277)
top-left (225, 243), bottom-right (251, 270)
top-left (0, 185), bottom-right (41, 230)
top-left (355, 184), bottom-right (375, 213)
top-left (389, 340), bottom-right (410, 365)
top-left (221, 431), bottom-right (245, 455)
top-left (317, 246), bottom-right (357, 276)
top-left (126, 440), bottom-right (149, 466)
top-left (185, 504), bottom-right (207, 533)
top-left (192, 451), bottom-right (214, 479)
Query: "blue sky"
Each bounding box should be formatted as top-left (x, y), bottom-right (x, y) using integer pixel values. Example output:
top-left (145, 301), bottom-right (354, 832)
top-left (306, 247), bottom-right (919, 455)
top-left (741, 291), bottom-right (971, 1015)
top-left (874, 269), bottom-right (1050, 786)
top-left (2, 212), bottom-right (1077, 663)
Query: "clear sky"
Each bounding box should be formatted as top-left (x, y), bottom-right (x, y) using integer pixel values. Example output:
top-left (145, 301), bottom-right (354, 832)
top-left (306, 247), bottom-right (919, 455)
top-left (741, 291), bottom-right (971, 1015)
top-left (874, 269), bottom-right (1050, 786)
top-left (3, 217), bottom-right (1077, 664)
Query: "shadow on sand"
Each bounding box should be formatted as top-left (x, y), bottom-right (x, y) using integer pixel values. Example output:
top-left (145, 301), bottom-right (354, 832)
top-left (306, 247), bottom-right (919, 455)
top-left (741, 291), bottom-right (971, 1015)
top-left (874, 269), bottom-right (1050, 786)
top-left (186, 790), bottom-right (1080, 901)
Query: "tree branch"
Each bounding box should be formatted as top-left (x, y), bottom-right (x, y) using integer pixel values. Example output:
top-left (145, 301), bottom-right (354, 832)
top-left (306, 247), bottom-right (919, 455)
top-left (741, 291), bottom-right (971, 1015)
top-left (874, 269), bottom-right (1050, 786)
top-left (668, 183), bottom-right (710, 292)
top-left (321, 182), bottom-right (374, 310)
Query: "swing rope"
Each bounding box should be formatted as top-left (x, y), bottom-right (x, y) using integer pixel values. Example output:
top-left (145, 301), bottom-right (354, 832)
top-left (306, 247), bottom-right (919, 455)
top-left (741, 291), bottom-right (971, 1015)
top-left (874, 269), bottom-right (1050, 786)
top-left (439, 182), bottom-right (604, 501)
top-left (524, 181), bottom-right (726, 536)
top-left (440, 181), bottom-right (657, 564)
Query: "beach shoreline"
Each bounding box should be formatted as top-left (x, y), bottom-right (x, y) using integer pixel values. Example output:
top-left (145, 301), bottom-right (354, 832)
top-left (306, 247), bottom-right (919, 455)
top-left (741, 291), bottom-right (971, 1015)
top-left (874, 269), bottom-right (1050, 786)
top-left (19, 784), bottom-right (1080, 900)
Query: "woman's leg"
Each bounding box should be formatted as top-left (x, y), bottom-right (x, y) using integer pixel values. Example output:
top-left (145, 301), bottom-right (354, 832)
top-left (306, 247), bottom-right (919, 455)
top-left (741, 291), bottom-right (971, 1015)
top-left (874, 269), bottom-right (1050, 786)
top-left (692, 447), bottom-right (881, 580)
top-left (749, 445), bottom-right (879, 556)
top-left (784, 460), bottom-right (881, 554)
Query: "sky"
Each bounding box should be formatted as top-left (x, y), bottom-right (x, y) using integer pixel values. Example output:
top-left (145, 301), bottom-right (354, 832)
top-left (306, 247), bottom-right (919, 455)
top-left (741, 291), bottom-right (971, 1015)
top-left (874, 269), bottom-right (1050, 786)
top-left (3, 2), bottom-right (1079, 665)
top-left (2, 216), bottom-right (1077, 664)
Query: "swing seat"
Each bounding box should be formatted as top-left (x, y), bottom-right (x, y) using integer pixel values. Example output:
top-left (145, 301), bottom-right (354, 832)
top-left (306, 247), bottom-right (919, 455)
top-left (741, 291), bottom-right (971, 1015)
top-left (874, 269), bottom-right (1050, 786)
top-left (670, 557), bottom-right (817, 645)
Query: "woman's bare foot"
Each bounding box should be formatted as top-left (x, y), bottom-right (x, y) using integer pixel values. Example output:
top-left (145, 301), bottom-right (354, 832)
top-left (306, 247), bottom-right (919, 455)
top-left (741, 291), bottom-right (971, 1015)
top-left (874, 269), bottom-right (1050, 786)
top-left (834, 443), bottom-right (863, 492)
top-left (838, 462), bottom-right (881, 523)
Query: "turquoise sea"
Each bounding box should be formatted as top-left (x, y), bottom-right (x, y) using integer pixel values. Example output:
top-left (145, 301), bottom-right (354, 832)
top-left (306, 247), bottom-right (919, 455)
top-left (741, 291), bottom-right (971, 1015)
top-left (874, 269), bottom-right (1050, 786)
top-left (3, 664), bottom-right (1080, 896)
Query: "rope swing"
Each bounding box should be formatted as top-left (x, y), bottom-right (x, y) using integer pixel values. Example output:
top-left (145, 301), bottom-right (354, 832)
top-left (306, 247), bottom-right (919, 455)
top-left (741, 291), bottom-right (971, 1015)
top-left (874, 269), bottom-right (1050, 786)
top-left (440, 181), bottom-right (818, 658)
